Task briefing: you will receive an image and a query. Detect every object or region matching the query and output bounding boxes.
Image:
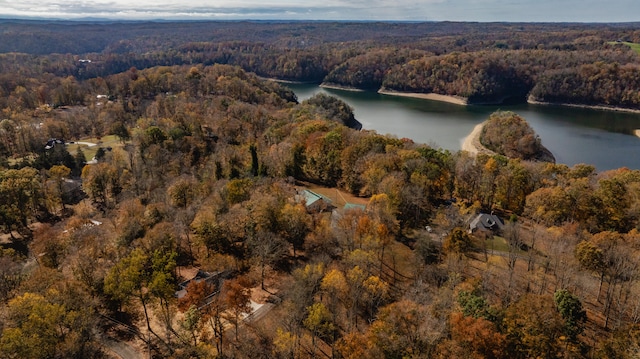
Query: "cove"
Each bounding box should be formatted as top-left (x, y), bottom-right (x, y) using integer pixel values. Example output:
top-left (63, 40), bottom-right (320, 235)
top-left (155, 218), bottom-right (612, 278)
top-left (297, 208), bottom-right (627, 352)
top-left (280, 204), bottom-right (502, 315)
top-left (287, 83), bottom-right (640, 172)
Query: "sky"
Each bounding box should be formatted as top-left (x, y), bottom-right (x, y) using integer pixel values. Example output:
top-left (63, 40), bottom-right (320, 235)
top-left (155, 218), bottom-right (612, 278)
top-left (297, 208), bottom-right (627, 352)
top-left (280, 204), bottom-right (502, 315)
top-left (0, 0), bottom-right (639, 23)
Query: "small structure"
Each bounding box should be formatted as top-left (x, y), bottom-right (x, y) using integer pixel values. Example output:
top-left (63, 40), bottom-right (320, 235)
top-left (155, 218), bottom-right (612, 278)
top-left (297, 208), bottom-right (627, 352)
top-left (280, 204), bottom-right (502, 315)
top-left (469, 213), bottom-right (504, 233)
top-left (344, 203), bottom-right (366, 211)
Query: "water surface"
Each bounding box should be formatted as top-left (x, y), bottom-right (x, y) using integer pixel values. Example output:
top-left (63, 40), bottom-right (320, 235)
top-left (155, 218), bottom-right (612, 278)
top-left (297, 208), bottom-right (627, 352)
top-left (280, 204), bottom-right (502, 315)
top-left (288, 83), bottom-right (640, 171)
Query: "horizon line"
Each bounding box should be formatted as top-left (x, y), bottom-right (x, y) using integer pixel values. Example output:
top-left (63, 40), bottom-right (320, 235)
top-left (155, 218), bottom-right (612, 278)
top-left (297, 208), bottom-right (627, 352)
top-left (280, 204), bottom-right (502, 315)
top-left (1, 16), bottom-right (640, 25)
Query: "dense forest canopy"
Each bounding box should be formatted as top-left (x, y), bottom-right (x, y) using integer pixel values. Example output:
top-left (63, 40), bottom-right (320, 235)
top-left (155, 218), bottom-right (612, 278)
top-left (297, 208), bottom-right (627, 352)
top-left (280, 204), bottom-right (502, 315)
top-left (1, 20), bottom-right (640, 358)
top-left (1, 20), bottom-right (640, 107)
top-left (480, 111), bottom-right (555, 162)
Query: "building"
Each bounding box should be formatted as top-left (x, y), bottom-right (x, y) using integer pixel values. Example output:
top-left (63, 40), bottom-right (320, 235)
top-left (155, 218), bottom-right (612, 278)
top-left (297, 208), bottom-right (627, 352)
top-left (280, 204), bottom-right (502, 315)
top-left (296, 189), bottom-right (334, 213)
top-left (469, 213), bottom-right (504, 233)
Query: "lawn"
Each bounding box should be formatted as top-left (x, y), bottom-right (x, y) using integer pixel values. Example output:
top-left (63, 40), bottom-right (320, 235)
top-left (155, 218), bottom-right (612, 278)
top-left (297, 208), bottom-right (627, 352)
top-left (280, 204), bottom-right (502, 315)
top-left (66, 135), bottom-right (125, 162)
top-left (608, 41), bottom-right (640, 55)
top-left (478, 235), bottom-right (527, 256)
top-left (483, 235), bottom-right (511, 252)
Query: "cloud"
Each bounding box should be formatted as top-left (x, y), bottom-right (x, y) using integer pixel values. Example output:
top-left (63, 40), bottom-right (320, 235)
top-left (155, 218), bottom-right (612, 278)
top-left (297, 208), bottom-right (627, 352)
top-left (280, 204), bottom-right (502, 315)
top-left (0, 0), bottom-right (638, 21)
top-left (0, 0), bottom-right (448, 20)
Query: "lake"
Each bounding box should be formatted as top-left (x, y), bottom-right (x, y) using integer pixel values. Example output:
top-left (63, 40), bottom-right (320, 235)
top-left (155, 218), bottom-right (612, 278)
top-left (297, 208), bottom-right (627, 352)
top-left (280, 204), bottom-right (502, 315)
top-left (288, 83), bottom-right (640, 172)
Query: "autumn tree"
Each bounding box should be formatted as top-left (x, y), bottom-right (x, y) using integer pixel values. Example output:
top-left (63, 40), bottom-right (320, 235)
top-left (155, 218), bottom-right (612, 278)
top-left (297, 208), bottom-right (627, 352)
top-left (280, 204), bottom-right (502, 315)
top-left (248, 230), bottom-right (288, 290)
top-left (443, 227), bottom-right (473, 258)
top-left (304, 302), bottom-right (336, 357)
top-left (167, 177), bottom-right (197, 209)
top-left (0, 167), bottom-right (43, 235)
top-left (103, 248), bottom-right (177, 342)
top-left (221, 277), bottom-right (252, 341)
top-left (47, 164), bottom-right (71, 213)
top-left (0, 290), bottom-right (102, 358)
top-left (279, 203), bottom-right (311, 257)
top-left (81, 162), bottom-right (125, 209)
top-left (367, 299), bottom-right (441, 358)
top-left (438, 312), bottom-right (507, 359)
top-left (503, 294), bottom-right (566, 359)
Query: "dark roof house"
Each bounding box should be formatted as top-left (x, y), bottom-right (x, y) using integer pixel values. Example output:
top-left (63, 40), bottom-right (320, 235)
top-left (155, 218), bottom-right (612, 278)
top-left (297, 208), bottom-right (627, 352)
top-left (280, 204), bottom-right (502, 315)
top-left (469, 213), bottom-right (504, 233)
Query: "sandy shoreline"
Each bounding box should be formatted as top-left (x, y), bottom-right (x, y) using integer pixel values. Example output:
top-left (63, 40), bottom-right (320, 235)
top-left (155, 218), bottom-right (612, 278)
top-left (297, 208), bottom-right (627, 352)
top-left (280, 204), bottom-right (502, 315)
top-left (461, 120), bottom-right (555, 163)
top-left (319, 83), bottom-right (366, 92)
top-left (259, 77), bottom-right (316, 84)
top-left (460, 121), bottom-right (496, 155)
top-left (378, 89), bottom-right (469, 105)
top-left (528, 99), bottom-right (640, 114)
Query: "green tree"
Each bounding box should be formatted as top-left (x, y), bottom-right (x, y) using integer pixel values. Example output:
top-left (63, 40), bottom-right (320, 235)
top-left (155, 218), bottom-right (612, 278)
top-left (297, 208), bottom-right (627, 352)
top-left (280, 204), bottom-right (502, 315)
top-left (0, 167), bottom-right (42, 235)
top-left (104, 248), bottom-right (177, 344)
top-left (103, 248), bottom-right (148, 312)
top-left (111, 121), bottom-right (131, 142)
top-left (554, 289), bottom-right (587, 341)
top-left (192, 219), bottom-right (236, 258)
top-left (180, 305), bottom-right (202, 346)
top-left (249, 143), bottom-right (259, 177)
top-left (0, 292), bottom-right (65, 358)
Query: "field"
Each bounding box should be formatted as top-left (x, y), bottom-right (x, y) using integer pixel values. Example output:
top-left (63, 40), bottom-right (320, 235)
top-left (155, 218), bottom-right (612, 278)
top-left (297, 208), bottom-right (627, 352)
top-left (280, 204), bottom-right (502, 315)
top-left (609, 41), bottom-right (640, 54)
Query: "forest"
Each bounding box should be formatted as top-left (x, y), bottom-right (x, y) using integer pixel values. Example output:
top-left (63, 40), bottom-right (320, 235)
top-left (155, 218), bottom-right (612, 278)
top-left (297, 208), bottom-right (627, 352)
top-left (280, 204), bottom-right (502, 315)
top-left (2, 20), bottom-right (640, 107)
top-left (1, 20), bottom-right (640, 358)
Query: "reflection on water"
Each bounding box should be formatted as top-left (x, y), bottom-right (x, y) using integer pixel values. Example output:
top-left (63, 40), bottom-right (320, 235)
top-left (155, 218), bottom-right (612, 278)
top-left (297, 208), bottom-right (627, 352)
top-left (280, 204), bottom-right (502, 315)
top-left (287, 83), bottom-right (640, 171)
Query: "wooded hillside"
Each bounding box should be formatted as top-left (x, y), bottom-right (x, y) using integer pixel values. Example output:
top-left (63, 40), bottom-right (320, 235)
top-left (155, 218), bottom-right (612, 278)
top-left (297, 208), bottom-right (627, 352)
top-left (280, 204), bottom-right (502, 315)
top-left (2, 20), bottom-right (640, 107)
top-left (1, 21), bottom-right (640, 359)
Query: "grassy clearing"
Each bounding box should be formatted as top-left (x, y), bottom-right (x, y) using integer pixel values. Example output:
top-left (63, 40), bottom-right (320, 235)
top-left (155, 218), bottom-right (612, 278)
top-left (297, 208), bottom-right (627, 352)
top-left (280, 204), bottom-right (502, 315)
top-left (608, 41), bottom-right (640, 55)
top-left (485, 236), bottom-right (511, 252)
top-left (478, 235), bottom-right (527, 255)
top-left (66, 135), bottom-right (125, 161)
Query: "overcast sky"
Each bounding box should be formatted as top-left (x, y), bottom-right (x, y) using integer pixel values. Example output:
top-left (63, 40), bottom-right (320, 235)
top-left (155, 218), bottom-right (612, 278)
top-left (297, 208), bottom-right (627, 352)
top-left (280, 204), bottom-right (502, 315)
top-left (0, 0), bottom-right (639, 22)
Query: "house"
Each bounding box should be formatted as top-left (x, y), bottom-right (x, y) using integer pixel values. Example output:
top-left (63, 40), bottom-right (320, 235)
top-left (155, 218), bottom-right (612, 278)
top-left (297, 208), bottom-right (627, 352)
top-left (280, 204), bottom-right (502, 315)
top-left (296, 189), bottom-right (334, 213)
top-left (44, 138), bottom-right (65, 150)
top-left (469, 213), bottom-right (504, 233)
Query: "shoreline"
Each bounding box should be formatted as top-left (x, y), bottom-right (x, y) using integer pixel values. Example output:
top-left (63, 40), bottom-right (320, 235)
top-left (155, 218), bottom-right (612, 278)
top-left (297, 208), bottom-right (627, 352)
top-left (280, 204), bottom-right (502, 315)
top-left (461, 120), bottom-right (556, 163)
top-left (319, 83), bottom-right (366, 92)
top-left (263, 79), bottom-right (640, 115)
top-left (460, 121), bottom-right (496, 156)
top-left (259, 77), bottom-right (318, 85)
top-left (378, 89), bottom-right (469, 106)
top-left (528, 98), bottom-right (640, 114)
